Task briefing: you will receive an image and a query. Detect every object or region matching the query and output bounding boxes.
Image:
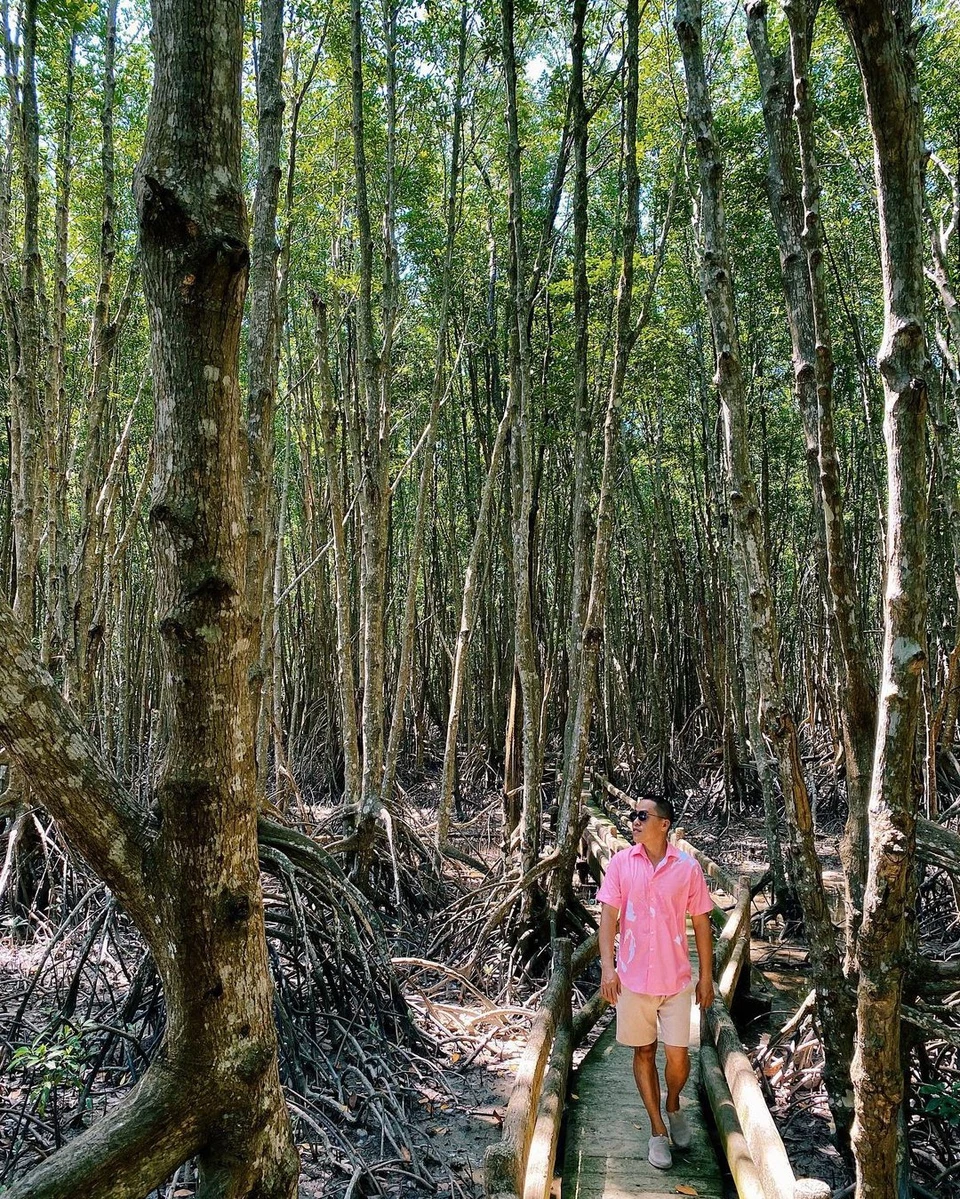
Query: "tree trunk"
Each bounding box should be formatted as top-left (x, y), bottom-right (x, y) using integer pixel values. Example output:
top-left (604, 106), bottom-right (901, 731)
top-left (42, 30), bottom-right (75, 672)
top-left (746, 0), bottom-right (877, 967)
top-left (349, 0), bottom-right (393, 879)
top-left (136, 0), bottom-right (296, 1180)
top-left (315, 296), bottom-right (362, 805)
top-left (68, 0), bottom-right (118, 716)
top-left (245, 0), bottom-right (285, 788)
top-left (501, 0), bottom-right (544, 890)
top-left (438, 392), bottom-right (514, 842)
top-left (837, 2), bottom-right (929, 1194)
top-left (383, 1), bottom-right (468, 809)
top-left (4, 0), bottom-right (301, 1192)
top-left (553, 0), bottom-right (640, 922)
top-left (676, 0), bottom-right (855, 1149)
top-left (10, 0), bottom-right (43, 636)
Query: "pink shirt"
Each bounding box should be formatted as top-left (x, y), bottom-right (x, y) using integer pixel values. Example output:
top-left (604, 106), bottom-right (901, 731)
top-left (597, 842), bottom-right (713, 996)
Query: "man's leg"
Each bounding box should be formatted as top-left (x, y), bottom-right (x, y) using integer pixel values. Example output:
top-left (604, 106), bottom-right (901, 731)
top-left (632, 1043), bottom-right (668, 1136)
top-left (664, 1045), bottom-right (690, 1114)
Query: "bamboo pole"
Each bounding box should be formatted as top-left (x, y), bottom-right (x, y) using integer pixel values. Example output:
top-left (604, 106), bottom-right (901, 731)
top-left (484, 940), bottom-right (572, 1199)
top-left (699, 1037), bottom-right (768, 1199)
top-left (522, 1024), bottom-right (572, 1199)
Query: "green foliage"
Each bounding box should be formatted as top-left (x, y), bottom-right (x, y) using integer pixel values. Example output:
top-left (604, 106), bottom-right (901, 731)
top-left (7, 1024), bottom-right (90, 1116)
top-left (919, 1079), bottom-right (960, 1128)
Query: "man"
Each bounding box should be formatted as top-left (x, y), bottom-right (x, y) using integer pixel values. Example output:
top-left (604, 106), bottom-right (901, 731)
top-left (597, 796), bottom-right (715, 1170)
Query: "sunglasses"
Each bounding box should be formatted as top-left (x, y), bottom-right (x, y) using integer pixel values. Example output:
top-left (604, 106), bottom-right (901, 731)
top-left (629, 809), bottom-right (661, 823)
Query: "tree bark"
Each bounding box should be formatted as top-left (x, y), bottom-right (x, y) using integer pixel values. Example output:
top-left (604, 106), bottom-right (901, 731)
top-left (836, 2), bottom-right (929, 1195)
top-left (315, 296), bottom-right (362, 805)
top-left (383, 0), bottom-right (468, 809)
top-left (68, 0), bottom-right (118, 717)
top-left (501, 0), bottom-right (544, 889)
top-left (42, 30), bottom-right (75, 672)
top-left (348, 0), bottom-right (393, 879)
top-left (0, 0), bottom-right (303, 1192)
top-left (746, 0), bottom-right (877, 969)
top-left (553, 0), bottom-right (640, 922)
top-left (676, 0), bottom-right (855, 1149)
top-left (135, 0), bottom-right (297, 1184)
top-left (245, 0), bottom-right (285, 787)
top-left (10, 0), bottom-right (43, 635)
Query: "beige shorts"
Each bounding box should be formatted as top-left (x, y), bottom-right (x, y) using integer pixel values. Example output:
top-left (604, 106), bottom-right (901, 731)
top-left (615, 983), bottom-right (694, 1047)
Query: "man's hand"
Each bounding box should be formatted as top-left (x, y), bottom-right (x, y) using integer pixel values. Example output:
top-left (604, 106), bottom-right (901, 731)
top-left (600, 965), bottom-right (621, 1006)
top-left (696, 973), bottom-right (715, 1009)
top-left (598, 903), bottom-right (621, 1005)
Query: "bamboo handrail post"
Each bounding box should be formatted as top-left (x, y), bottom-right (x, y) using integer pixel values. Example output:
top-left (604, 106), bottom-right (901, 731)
top-left (483, 940), bottom-right (572, 1199)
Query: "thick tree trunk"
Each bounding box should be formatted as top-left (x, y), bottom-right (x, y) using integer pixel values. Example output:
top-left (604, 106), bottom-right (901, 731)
top-left (837, 2), bottom-right (929, 1195)
top-left (136, 0), bottom-right (297, 1185)
top-left (2, 0), bottom-right (305, 1192)
top-left (676, 0), bottom-right (855, 1149)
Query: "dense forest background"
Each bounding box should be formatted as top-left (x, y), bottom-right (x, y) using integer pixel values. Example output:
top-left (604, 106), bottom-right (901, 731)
top-left (1, 0), bottom-right (960, 1195)
top-left (7, 0), bottom-right (957, 799)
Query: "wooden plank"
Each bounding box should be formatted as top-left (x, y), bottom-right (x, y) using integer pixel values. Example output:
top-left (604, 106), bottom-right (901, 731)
top-left (562, 935), bottom-right (725, 1199)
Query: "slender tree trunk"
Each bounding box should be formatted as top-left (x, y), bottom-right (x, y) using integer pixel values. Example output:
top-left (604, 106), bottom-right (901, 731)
top-left (349, 0), bottom-right (392, 878)
top-left (315, 298), bottom-right (362, 805)
top-left (746, 0), bottom-right (877, 966)
top-left (68, 0), bottom-right (118, 715)
top-left (784, 0), bottom-right (877, 966)
top-left (383, 1), bottom-right (468, 808)
top-left (837, 2), bottom-right (929, 1194)
top-left (561, 0), bottom-right (593, 773)
top-left (553, 0), bottom-right (640, 922)
top-left (11, 0), bottom-right (42, 636)
top-left (43, 31), bottom-right (75, 671)
top-left (438, 393), bottom-right (514, 841)
top-left (501, 0), bottom-right (544, 889)
top-left (676, 0), bottom-right (855, 1149)
top-left (245, 0), bottom-right (285, 788)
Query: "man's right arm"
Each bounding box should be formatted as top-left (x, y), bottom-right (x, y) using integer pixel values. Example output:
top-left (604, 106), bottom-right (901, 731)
top-left (599, 903), bottom-right (620, 1005)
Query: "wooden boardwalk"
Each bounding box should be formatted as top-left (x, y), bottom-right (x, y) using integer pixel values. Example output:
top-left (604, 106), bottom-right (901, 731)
top-left (562, 941), bottom-right (728, 1199)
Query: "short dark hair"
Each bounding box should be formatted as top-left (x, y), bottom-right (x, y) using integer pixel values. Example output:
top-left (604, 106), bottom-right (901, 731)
top-left (653, 796), bottom-right (675, 826)
top-left (631, 793), bottom-right (675, 826)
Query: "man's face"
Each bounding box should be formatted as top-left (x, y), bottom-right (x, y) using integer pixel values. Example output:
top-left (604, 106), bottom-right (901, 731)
top-left (630, 800), bottom-right (668, 845)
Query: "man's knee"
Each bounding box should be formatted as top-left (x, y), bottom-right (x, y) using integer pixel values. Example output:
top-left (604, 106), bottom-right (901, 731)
top-left (634, 1041), bottom-right (658, 1064)
top-left (664, 1045), bottom-right (689, 1068)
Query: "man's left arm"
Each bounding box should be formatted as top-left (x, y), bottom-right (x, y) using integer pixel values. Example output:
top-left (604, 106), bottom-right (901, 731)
top-left (692, 912), bottom-right (714, 1008)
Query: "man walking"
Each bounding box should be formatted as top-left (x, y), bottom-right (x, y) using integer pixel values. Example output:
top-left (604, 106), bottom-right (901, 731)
top-left (597, 796), bottom-right (715, 1170)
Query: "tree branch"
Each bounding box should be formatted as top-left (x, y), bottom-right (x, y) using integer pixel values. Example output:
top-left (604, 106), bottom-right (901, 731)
top-left (0, 596), bottom-right (151, 926)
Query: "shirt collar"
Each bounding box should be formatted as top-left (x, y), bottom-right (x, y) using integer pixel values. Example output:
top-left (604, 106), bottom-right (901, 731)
top-left (628, 841), bottom-right (679, 867)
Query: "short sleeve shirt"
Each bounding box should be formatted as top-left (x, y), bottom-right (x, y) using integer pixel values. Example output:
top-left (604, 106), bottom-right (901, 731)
top-left (596, 842), bottom-right (713, 996)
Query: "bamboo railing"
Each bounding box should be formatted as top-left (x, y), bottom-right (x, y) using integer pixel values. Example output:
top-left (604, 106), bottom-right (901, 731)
top-left (483, 780), bottom-right (832, 1199)
top-left (484, 780), bottom-right (606, 1199)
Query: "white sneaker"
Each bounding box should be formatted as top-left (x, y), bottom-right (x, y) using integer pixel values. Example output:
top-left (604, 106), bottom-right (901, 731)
top-left (648, 1133), bottom-right (673, 1169)
top-left (667, 1108), bottom-right (693, 1149)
